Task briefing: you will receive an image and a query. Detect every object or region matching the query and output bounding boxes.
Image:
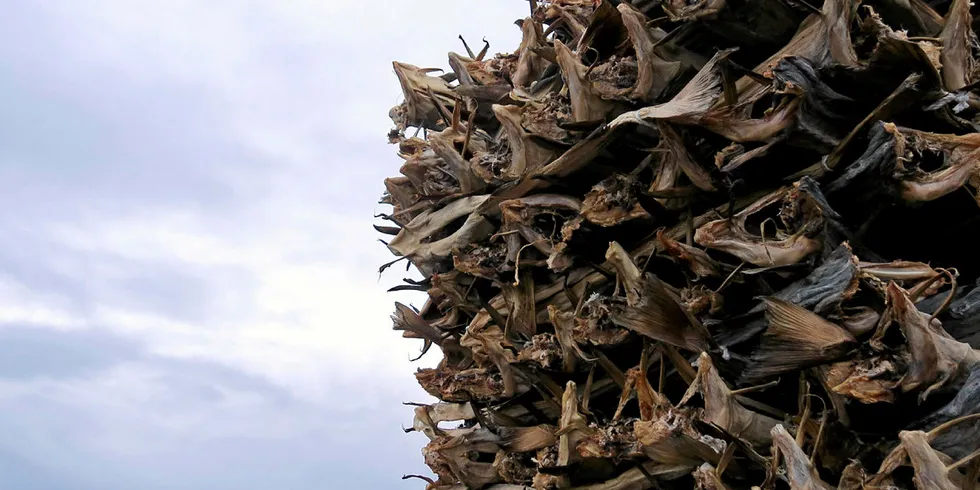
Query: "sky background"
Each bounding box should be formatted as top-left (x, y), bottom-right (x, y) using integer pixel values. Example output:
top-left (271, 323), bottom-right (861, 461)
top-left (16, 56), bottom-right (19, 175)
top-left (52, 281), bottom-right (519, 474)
top-left (0, 1), bottom-right (527, 488)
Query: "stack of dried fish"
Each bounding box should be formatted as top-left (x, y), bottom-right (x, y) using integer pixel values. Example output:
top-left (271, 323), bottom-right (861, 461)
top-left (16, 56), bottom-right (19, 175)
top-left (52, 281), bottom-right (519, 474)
top-left (376, 0), bottom-right (980, 488)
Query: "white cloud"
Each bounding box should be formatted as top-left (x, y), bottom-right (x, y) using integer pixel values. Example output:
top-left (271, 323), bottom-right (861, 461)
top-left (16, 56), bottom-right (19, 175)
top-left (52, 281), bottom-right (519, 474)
top-left (0, 275), bottom-right (82, 330)
top-left (34, 208), bottom-right (430, 399)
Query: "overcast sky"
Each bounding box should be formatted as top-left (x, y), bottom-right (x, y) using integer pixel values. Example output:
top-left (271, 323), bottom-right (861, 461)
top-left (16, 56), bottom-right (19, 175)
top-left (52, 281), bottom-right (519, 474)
top-left (0, 1), bottom-right (526, 488)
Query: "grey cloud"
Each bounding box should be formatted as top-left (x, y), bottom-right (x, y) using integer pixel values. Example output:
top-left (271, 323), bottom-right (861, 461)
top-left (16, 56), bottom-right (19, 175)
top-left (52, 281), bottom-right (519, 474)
top-left (0, 446), bottom-right (97, 490)
top-left (0, 355), bottom-right (431, 489)
top-left (146, 355), bottom-right (296, 405)
top-left (0, 73), bottom-right (255, 212)
top-left (0, 233), bottom-right (251, 323)
top-left (0, 326), bottom-right (140, 380)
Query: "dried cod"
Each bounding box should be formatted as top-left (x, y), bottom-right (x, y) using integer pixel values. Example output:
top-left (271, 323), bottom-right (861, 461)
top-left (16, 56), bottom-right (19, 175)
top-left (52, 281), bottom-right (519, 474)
top-left (376, 0), bottom-right (980, 487)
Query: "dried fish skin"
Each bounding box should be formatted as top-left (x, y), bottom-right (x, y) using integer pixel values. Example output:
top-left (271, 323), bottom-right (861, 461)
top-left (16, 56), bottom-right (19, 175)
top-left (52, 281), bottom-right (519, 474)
top-left (841, 306), bottom-right (881, 337)
top-left (448, 51), bottom-right (512, 89)
top-left (500, 425), bottom-right (559, 454)
top-left (547, 305), bottom-right (590, 372)
top-left (557, 381), bottom-right (595, 467)
top-left (859, 260), bottom-right (941, 282)
top-left (831, 121), bottom-right (980, 203)
top-left (770, 241), bottom-right (859, 315)
top-left (703, 56), bottom-right (855, 152)
top-left (630, 356), bottom-right (726, 469)
top-left (633, 412), bottom-right (723, 469)
top-left (913, 364), bottom-right (980, 459)
top-left (657, 230), bottom-right (722, 279)
top-left (412, 402), bottom-right (477, 440)
top-left (663, 0), bottom-right (725, 21)
top-left (836, 461), bottom-right (867, 490)
top-left (393, 301), bottom-right (446, 348)
top-left (944, 283), bottom-right (980, 344)
top-left (825, 121), bottom-right (901, 195)
top-left (533, 0), bottom-right (595, 42)
top-left (657, 121), bottom-right (717, 192)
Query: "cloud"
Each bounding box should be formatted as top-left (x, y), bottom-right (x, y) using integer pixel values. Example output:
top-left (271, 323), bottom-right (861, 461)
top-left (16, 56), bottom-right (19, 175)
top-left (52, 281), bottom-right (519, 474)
top-left (0, 326), bottom-right (140, 379)
top-left (0, 0), bottom-right (528, 488)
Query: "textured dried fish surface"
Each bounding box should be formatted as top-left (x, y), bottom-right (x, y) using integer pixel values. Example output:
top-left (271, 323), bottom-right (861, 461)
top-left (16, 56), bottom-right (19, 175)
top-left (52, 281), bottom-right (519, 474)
top-left (680, 353), bottom-right (780, 448)
top-left (741, 297), bottom-right (857, 382)
top-left (376, 0), bottom-right (980, 487)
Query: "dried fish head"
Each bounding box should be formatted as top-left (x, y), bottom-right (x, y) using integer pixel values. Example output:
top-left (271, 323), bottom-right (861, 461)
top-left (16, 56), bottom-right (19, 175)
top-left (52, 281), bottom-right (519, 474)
top-left (771, 424), bottom-right (834, 490)
top-left (423, 427), bottom-right (504, 488)
top-left (633, 411), bottom-right (724, 468)
top-left (392, 62), bottom-right (457, 133)
top-left (598, 4), bottom-right (683, 102)
top-left (492, 104), bottom-right (561, 181)
top-left (693, 463), bottom-right (730, 490)
top-left (681, 285), bottom-right (725, 316)
top-left (519, 333), bottom-right (563, 370)
top-left (388, 195), bottom-right (496, 276)
top-left (574, 301), bottom-right (633, 347)
top-left (500, 194), bottom-right (583, 273)
top-left (557, 381), bottom-right (595, 467)
top-left (695, 188), bottom-right (822, 267)
top-left (412, 402), bottom-right (477, 440)
top-left (581, 174), bottom-right (651, 227)
top-left (513, 18), bottom-right (551, 88)
top-left (680, 353), bottom-right (780, 447)
top-left (554, 40), bottom-right (620, 123)
top-left (893, 127), bottom-right (980, 202)
top-left (610, 48), bottom-right (736, 128)
top-left (900, 430), bottom-right (958, 490)
top-left (416, 365), bottom-right (513, 403)
top-left (604, 244), bottom-right (713, 352)
top-left (576, 418), bottom-right (644, 462)
top-left (657, 230), bottom-right (722, 279)
top-left (889, 282), bottom-right (980, 400)
top-left (825, 356), bottom-right (902, 404)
